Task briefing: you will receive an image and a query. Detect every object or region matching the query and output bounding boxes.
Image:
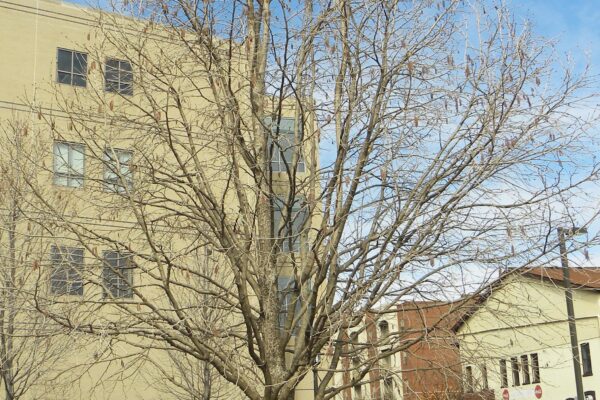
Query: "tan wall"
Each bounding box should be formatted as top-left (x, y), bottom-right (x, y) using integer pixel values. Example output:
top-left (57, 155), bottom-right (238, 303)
top-left (457, 275), bottom-right (600, 400)
top-left (0, 0), bottom-right (318, 399)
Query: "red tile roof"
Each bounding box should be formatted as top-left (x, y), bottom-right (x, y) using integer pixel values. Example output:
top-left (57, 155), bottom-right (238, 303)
top-left (523, 267), bottom-right (600, 289)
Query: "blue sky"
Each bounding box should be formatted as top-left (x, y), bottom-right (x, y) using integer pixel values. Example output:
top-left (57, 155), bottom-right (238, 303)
top-left (513, 0), bottom-right (600, 75)
top-left (68, 0), bottom-right (600, 74)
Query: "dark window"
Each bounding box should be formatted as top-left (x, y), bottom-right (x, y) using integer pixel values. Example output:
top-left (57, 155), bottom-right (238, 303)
top-left (266, 117), bottom-right (305, 173)
top-left (277, 277), bottom-right (304, 335)
top-left (102, 251), bottom-right (133, 298)
top-left (500, 359), bottom-right (508, 388)
top-left (465, 366), bottom-right (473, 392)
top-left (581, 343), bottom-right (593, 376)
top-left (57, 49), bottom-right (87, 87)
top-left (382, 377), bottom-right (394, 400)
top-left (530, 353), bottom-right (540, 383)
top-left (53, 141), bottom-right (85, 187)
top-left (105, 59), bottom-right (133, 95)
top-left (273, 196), bottom-right (308, 253)
top-left (50, 246), bottom-right (84, 295)
top-left (481, 364), bottom-right (489, 389)
top-left (521, 354), bottom-right (530, 384)
top-left (104, 148), bottom-right (133, 192)
top-left (379, 320), bottom-right (390, 338)
top-left (511, 357), bottom-right (520, 386)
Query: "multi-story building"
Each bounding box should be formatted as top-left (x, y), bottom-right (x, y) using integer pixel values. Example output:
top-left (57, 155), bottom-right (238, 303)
top-left (455, 267), bottom-right (600, 400)
top-left (334, 301), bottom-right (466, 400)
top-left (0, 0), bottom-right (318, 399)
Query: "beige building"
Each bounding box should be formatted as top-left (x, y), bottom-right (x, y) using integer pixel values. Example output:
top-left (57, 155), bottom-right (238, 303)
top-left (456, 268), bottom-right (600, 400)
top-left (0, 0), bottom-right (317, 399)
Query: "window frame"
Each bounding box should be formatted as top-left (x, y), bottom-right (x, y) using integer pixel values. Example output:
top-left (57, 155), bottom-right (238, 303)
top-left (104, 147), bottom-right (134, 193)
top-left (102, 251), bottom-right (134, 299)
top-left (104, 58), bottom-right (133, 95)
top-left (56, 48), bottom-right (87, 87)
top-left (500, 359), bottom-right (508, 388)
top-left (521, 354), bottom-right (530, 385)
top-left (530, 353), bottom-right (540, 383)
top-left (50, 245), bottom-right (84, 296)
top-left (272, 195), bottom-right (309, 253)
top-left (481, 363), bottom-right (489, 390)
top-left (465, 365), bottom-right (473, 393)
top-left (581, 342), bottom-right (593, 377)
top-left (265, 116), bottom-right (305, 173)
top-left (53, 141), bottom-right (85, 188)
top-left (511, 357), bottom-right (520, 386)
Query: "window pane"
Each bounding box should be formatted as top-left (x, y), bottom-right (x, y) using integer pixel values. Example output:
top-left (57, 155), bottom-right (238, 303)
top-left (54, 142), bottom-right (70, 174)
top-left (121, 69), bottom-right (133, 83)
top-left (72, 52), bottom-right (87, 75)
top-left (120, 60), bottom-right (132, 72)
top-left (105, 66), bottom-right (119, 83)
top-left (57, 49), bottom-right (72, 72)
top-left (105, 80), bottom-right (119, 92)
top-left (50, 246), bottom-right (83, 295)
top-left (120, 83), bottom-right (133, 95)
top-left (72, 74), bottom-right (87, 87)
top-left (106, 59), bottom-right (120, 69)
top-left (277, 118), bottom-right (295, 133)
top-left (71, 145), bottom-right (85, 175)
top-left (103, 251), bottom-right (133, 298)
top-left (57, 71), bottom-right (72, 84)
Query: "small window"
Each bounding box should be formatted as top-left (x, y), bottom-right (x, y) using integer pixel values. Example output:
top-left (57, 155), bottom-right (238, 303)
top-left (105, 59), bottom-right (133, 95)
top-left (500, 359), bottom-right (508, 388)
top-left (521, 354), bottom-right (530, 384)
top-left (465, 366), bottom-right (473, 392)
top-left (54, 141), bottom-right (85, 187)
top-left (57, 49), bottom-right (87, 87)
top-left (277, 277), bottom-right (301, 334)
top-left (102, 251), bottom-right (133, 298)
top-left (379, 320), bottom-right (390, 338)
top-left (481, 364), bottom-right (489, 389)
top-left (530, 353), bottom-right (540, 383)
top-left (266, 117), bottom-right (305, 173)
top-left (581, 343), bottom-right (593, 377)
top-left (104, 148), bottom-right (133, 193)
top-left (382, 377), bottom-right (394, 400)
top-left (511, 357), bottom-right (520, 386)
top-left (50, 246), bottom-right (84, 295)
top-left (273, 196), bottom-right (308, 253)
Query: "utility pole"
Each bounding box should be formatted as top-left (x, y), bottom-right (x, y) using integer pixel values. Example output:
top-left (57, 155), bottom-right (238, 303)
top-left (557, 226), bottom-right (586, 400)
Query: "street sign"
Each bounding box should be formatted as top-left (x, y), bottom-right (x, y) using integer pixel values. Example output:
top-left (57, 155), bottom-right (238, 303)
top-left (535, 385), bottom-right (543, 399)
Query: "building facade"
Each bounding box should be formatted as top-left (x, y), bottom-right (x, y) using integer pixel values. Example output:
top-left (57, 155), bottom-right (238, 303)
top-left (0, 0), bottom-right (318, 399)
top-left (455, 268), bottom-right (600, 400)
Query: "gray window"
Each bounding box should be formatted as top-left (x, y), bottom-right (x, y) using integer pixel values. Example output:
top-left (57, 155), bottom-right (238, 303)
top-left (581, 343), bottom-right (593, 376)
top-left (102, 251), bottom-right (133, 299)
top-left (105, 59), bottom-right (133, 95)
top-left (500, 359), bottom-right (508, 388)
top-left (511, 357), bottom-right (520, 386)
top-left (278, 277), bottom-right (301, 333)
top-left (54, 141), bottom-right (85, 187)
top-left (273, 196), bottom-right (308, 253)
top-left (50, 246), bottom-right (84, 296)
top-left (57, 48), bottom-right (87, 87)
top-left (266, 117), bottom-right (305, 173)
top-left (530, 353), bottom-right (540, 383)
top-left (521, 354), bottom-right (530, 384)
top-left (104, 148), bottom-right (133, 193)
top-left (465, 365), bottom-right (473, 392)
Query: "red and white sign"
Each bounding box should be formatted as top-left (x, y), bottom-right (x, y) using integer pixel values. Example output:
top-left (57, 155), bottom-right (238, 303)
top-left (534, 385), bottom-right (543, 399)
top-left (503, 389), bottom-right (510, 400)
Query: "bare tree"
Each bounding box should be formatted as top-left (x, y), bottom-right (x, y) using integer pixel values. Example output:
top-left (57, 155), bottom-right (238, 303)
top-left (12, 0), bottom-right (600, 399)
top-left (0, 117), bottom-right (79, 400)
